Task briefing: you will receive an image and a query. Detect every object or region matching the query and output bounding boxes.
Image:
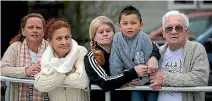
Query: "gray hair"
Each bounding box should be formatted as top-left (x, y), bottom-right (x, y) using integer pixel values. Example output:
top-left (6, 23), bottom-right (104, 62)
top-left (162, 10), bottom-right (189, 28)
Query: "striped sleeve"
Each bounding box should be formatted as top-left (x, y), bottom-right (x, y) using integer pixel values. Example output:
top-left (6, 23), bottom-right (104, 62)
top-left (84, 51), bottom-right (138, 91)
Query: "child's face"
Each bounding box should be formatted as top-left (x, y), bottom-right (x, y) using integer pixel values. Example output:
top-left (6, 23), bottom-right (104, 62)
top-left (94, 24), bottom-right (114, 47)
top-left (119, 14), bottom-right (143, 38)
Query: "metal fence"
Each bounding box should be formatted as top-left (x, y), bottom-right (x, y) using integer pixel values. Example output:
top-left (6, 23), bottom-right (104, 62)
top-left (1, 76), bottom-right (212, 101)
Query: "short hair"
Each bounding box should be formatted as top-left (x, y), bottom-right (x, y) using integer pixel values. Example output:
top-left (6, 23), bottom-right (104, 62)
top-left (45, 18), bottom-right (71, 40)
top-left (119, 5), bottom-right (142, 23)
top-left (162, 10), bottom-right (189, 28)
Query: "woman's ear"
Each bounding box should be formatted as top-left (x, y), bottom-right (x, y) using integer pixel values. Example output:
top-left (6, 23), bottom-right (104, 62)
top-left (22, 29), bottom-right (25, 36)
top-left (93, 38), bottom-right (96, 42)
top-left (47, 38), bottom-right (52, 45)
top-left (41, 31), bottom-right (44, 37)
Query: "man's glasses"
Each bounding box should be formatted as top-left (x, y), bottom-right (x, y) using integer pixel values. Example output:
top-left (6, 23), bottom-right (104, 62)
top-left (164, 25), bottom-right (185, 33)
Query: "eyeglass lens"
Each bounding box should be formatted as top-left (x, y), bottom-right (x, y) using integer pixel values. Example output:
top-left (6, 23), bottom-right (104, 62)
top-left (165, 25), bottom-right (184, 33)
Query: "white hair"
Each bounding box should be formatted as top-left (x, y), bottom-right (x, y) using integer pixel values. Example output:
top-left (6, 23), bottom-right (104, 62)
top-left (162, 10), bottom-right (189, 28)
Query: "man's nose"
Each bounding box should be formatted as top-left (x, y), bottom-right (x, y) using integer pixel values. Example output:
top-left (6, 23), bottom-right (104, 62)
top-left (171, 27), bottom-right (177, 34)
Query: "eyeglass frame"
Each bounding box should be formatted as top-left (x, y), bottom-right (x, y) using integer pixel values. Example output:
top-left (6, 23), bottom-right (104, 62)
top-left (162, 25), bottom-right (188, 33)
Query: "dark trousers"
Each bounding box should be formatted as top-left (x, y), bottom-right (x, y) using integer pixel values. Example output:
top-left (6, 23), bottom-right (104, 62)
top-left (90, 90), bottom-right (131, 101)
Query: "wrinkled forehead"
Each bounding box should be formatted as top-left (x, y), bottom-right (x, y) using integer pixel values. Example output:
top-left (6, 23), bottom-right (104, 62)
top-left (165, 15), bottom-right (185, 26)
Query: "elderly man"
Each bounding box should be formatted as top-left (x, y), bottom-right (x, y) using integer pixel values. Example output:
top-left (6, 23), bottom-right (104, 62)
top-left (150, 10), bottom-right (210, 101)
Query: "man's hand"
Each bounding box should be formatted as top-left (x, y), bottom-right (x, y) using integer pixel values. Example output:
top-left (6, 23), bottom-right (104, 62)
top-left (149, 71), bottom-right (164, 90)
top-left (151, 85), bottom-right (162, 91)
top-left (147, 57), bottom-right (158, 73)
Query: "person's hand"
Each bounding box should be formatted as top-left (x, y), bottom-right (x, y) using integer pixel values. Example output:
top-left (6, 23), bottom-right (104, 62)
top-left (25, 61), bottom-right (41, 76)
top-left (71, 66), bottom-right (76, 73)
top-left (147, 57), bottom-right (158, 73)
top-left (120, 79), bottom-right (139, 88)
top-left (134, 64), bottom-right (148, 77)
top-left (150, 85), bottom-right (162, 91)
top-left (149, 71), bottom-right (164, 89)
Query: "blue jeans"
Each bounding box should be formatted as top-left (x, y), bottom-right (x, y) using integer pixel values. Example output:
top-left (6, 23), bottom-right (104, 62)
top-left (131, 91), bottom-right (157, 101)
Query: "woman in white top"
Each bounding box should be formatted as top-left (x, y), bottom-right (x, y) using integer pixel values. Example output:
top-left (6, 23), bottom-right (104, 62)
top-left (34, 19), bottom-right (89, 101)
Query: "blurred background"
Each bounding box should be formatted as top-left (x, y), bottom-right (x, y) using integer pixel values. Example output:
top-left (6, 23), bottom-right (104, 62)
top-left (1, 1), bottom-right (212, 101)
top-left (1, 0), bottom-right (212, 55)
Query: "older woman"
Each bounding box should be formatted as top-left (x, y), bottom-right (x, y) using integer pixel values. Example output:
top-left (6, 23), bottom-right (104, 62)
top-left (34, 19), bottom-right (89, 101)
top-left (1, 13), bottom-right (49, 101)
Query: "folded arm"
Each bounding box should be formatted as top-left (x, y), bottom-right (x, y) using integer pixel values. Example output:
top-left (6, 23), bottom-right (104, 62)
top-left (63, 47), bottom-right (89, 89)
top-left (34, 64), bottom-right (66, 92)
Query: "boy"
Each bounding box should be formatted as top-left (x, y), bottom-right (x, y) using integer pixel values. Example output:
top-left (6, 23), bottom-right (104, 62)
top-left (109, 5), bottom-right (160, 101)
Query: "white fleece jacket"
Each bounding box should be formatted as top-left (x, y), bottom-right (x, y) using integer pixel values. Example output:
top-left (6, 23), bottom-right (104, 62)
top-left (34, 39), bottom-right (90, 101)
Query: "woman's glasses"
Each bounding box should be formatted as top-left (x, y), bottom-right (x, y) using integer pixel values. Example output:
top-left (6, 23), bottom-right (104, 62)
top-left (164, 25), bottom-right (185, 33)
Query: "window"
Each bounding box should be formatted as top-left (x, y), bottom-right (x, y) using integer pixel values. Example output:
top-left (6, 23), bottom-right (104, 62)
top-left (168, 0), bottom-right (197, 9)
top-left (199, 0), bottom-right (212, 9)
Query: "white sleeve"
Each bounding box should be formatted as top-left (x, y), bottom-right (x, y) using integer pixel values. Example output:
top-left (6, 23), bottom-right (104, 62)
top-left (63, 47), bottom-right (89, 89)
top-left (34, 65), bottom-right (66, 92)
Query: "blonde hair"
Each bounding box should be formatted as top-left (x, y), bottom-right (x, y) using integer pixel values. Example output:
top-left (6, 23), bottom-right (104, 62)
top-left (89, 16), bottom-right (115, 65)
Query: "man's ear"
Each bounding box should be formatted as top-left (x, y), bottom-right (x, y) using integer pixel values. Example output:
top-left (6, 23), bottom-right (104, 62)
top-left (118, 23), bottom-right (121, 31)
top-left (162, 28), bottom-right (165, 39)
top-left (185, 27), bottom-right (189, 33)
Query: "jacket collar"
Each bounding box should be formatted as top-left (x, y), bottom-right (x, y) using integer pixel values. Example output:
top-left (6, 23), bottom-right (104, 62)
top-left (96, 44), bottom-right (110, 54)
top-left (159, 39), bottom-right (192, 73)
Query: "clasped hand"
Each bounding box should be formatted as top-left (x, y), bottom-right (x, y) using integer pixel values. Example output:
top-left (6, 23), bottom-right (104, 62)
top-left (26, 61), bottom-right (41, 76)
top-left (133, 57), bottom-right (164, 90)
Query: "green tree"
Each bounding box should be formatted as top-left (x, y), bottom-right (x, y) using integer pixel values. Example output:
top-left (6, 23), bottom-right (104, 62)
top-left (62, 1), bottom-right (121, 45)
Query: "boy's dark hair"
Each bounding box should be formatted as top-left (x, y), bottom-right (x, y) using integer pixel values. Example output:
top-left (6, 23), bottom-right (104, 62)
top-left (118, 5), bottom-right (142, 23)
